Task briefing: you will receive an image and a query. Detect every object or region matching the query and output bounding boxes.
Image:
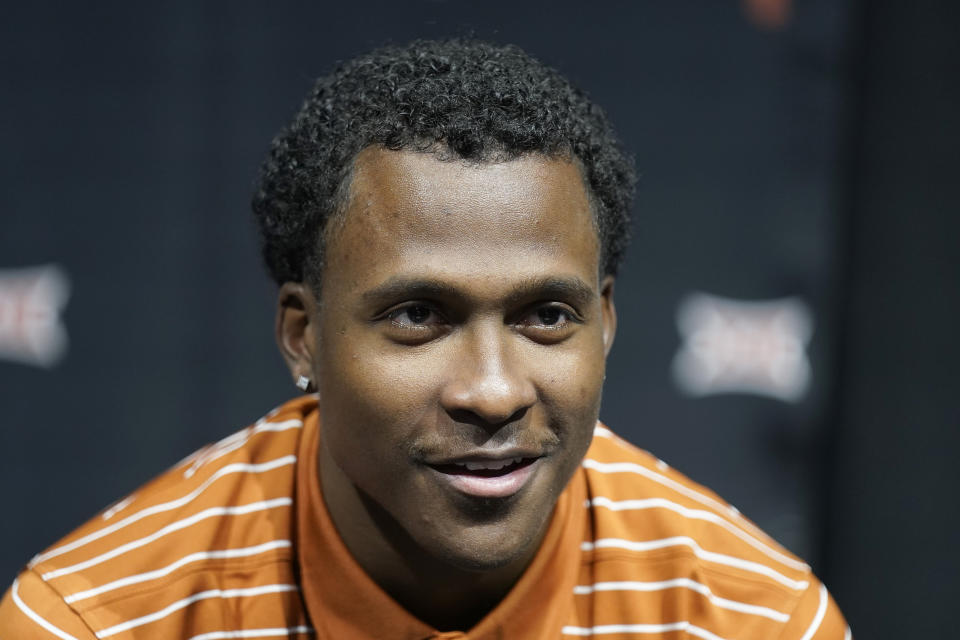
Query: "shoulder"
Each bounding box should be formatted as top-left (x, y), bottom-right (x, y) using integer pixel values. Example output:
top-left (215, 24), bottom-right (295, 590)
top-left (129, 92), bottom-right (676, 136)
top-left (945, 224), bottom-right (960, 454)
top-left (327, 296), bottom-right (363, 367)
top-left (572, 423), bottom-right (851, 639)
top-left (0, 397), bottom-right (316, 639)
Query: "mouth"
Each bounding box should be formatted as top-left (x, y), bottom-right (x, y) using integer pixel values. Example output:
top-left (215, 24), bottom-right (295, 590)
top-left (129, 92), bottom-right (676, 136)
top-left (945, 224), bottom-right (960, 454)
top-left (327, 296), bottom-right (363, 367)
top-left (426, 455), bottom-right (541, 499)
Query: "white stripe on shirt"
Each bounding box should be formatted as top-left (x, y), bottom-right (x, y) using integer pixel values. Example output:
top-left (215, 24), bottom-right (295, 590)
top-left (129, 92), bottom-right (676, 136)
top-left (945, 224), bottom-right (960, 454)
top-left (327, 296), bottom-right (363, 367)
top-left (582, 538), bottom-right (809, 591)
top-left (593, 425), bottom-right (615, 439)
top-left (10, 578), bottom-right (81, 640)
top-left (187, 627), bottom-right (314, 640)
top-left (562, 622), bottom-right (729, 639)
top-left (32, 456), bottom-right (296, 567)
top-left (43, 498), bottom-right (292, 580)
top-left (183, 420), bottom-right (302, 478)
top-left (582, 458), bottom-right (806, 570)
top-left (573, 579), bottom-right (789, 622)
top-left (799, 584), bottom-right (828, 640)
top-left (95, 584), bottom-right (299, 638)
top-left (65, 540), bottom-right (293, 603)
top-left (587, 496), bottom-right (804, 571)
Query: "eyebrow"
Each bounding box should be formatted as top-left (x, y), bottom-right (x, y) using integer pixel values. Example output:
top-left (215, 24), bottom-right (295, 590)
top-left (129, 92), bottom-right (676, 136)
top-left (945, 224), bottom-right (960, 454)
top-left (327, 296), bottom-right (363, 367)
top-left (362, 275), bottom-right (597, 309)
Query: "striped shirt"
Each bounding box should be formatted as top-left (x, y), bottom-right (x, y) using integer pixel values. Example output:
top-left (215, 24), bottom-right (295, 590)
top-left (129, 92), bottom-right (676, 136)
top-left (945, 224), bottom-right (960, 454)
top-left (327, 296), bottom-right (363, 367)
top-left (0, 396), bottom-right (850, 639)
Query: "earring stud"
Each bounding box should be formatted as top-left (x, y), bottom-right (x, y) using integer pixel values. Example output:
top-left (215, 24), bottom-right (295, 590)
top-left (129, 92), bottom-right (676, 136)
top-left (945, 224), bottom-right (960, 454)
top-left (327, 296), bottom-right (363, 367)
top-left (296, 375), bottom-right (311, 392)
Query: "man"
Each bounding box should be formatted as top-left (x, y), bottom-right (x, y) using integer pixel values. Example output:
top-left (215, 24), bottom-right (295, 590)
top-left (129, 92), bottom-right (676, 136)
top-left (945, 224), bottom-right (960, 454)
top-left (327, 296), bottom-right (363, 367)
top-left (0, 39), bottom-right (849, 638)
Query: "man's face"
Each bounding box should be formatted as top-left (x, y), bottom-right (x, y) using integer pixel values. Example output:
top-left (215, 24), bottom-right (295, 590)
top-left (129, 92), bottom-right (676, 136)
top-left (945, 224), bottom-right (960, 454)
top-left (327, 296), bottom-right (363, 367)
top-left (308, 147), bottom-right (615, 572)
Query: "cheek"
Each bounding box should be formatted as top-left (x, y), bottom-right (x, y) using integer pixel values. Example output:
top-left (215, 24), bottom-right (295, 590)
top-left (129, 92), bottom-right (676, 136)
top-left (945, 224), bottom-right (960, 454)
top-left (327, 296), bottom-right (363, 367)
top-left (330, 350), bottom-right (439, 415)
top-left (543, 338), bottom-right (607, 460)
top-left (316, 329), bottom-right (440, 460)
top-left (546, 336), bottom-right (607, 406)
top-left (316, 363), bottom-right (418, 505)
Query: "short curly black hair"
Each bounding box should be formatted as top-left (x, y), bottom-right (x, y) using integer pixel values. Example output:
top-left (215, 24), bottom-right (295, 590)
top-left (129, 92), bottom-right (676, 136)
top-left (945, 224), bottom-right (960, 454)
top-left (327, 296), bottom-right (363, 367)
top-left (253, 38), bottom-right (636, 286)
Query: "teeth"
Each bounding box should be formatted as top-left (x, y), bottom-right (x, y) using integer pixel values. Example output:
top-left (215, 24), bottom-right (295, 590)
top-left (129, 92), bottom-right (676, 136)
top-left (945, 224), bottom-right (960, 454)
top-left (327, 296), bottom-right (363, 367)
top-left (454, 456), bottom-right (523, 471)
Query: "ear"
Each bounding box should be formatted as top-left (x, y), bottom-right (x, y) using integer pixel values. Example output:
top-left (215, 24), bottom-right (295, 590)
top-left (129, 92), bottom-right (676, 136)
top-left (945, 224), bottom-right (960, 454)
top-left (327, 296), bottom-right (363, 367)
top-left (276, 282), bottom-right (320, 391)
top-left (599, 275), bottom-right (617, 358)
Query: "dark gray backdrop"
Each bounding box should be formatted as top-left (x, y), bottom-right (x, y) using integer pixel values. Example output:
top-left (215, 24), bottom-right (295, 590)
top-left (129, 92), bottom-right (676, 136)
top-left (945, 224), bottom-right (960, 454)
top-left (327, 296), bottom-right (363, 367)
top-left (1, 1), bottom-right (957, 637)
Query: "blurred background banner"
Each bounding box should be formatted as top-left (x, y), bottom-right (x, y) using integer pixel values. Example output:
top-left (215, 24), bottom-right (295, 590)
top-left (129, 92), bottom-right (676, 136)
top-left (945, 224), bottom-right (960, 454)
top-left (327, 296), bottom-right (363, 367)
top-left (1, 1), bottom-right (957, 636)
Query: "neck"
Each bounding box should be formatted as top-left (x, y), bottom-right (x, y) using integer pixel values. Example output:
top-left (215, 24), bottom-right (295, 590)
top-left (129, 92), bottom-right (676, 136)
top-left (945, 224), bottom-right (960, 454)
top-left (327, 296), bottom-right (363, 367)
top-left (317, 441), bottom-right (546, 631)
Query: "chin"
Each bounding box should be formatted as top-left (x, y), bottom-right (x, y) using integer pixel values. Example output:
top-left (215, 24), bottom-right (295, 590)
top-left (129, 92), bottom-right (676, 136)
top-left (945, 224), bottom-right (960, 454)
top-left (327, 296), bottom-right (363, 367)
top-left (434, 535), bottom-right (532, 573)
top-left (428, 509), bottom-right (548, 574)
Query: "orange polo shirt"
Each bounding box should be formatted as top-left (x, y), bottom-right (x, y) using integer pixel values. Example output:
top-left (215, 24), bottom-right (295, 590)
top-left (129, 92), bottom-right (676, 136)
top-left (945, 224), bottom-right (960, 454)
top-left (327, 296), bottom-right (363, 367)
top-left (0, 397), bottom-right (850, 639)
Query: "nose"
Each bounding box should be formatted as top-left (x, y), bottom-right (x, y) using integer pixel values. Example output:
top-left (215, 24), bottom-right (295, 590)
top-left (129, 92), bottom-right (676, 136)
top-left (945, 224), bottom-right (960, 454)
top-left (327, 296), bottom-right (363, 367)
top-left (439, 324), bottom-right (537, 427)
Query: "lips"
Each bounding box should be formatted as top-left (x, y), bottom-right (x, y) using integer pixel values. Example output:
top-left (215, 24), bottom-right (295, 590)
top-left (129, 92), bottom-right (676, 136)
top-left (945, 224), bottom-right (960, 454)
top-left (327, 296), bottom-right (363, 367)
top-left (426, 454), bottom-right (541, 499)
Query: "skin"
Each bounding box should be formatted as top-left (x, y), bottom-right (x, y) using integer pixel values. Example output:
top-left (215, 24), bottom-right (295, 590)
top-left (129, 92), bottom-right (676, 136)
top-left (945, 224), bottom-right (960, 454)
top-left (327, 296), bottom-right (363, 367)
top-left (277, 147), bottom-right (616, 630)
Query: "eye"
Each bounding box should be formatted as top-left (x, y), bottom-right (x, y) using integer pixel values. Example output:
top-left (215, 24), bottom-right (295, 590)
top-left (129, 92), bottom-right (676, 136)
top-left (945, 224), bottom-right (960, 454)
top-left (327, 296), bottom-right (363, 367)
top-left (390, 304), bottom-right (435, 327)
top-left (535, 307), bottom-right (565, 326)
top-left (516, 303), bottom-right (581, 343)
top-left (381, 303), bottom-right (449, 344)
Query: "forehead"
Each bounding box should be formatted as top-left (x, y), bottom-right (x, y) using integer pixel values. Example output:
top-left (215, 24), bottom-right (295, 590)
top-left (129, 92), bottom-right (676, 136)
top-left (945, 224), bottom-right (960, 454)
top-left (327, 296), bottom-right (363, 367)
top-left (322, 148), bottom-right (600, 294)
